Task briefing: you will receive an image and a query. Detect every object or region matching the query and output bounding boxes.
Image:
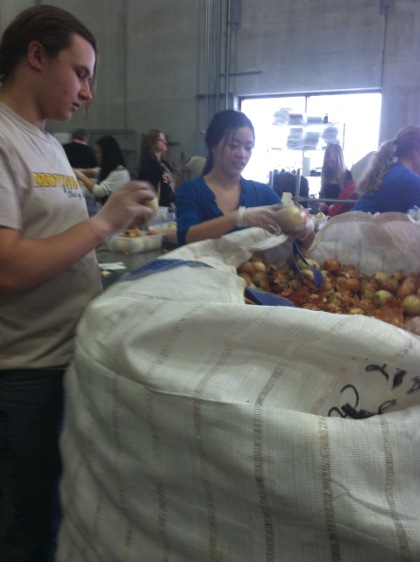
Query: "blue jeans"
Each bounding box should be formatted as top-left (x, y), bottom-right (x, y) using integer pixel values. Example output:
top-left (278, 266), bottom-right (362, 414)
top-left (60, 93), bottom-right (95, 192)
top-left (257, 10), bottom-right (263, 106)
top-left (0, 369), bottom-right (64, 562)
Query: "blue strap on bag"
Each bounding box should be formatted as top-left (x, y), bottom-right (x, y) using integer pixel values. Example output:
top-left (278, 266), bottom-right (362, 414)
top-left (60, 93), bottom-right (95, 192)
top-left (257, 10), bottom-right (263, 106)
top-left (292, 239), bottom-right (323, 287)
top-left (122, 258), bottom-right (294, 307)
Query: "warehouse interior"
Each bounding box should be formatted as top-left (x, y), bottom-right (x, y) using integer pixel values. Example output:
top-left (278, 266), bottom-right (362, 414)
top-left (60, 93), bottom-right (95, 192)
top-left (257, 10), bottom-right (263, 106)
top-left (1, 2), bottom-right (420, 559)
top-left (1, 0), bottom-right (418, 178)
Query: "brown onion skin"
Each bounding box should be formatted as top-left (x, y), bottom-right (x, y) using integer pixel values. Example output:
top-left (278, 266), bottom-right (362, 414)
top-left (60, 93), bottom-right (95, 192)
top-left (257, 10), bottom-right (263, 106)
top-left (397, 283), bottom-right (416, 299)
top-left (345, 278), bottom-right (361, 293)
top-left (363, 283), bottom-right (377, 299)
top-left (323, 259), bottom-right (340, 272)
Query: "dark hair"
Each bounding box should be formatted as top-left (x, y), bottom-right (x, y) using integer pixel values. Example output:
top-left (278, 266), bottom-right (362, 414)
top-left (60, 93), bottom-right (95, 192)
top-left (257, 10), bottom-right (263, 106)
top-left (96, 136), bottom-right (126, 183)
top-left (138, 129), bottom-right (163, 169)
top-left (358, 125), bottom-right (420, 197)
top-left (202, 110), bottom-right (255, 175)
top-left (0, 5), bottom-right (98, 109)
top-left (72, 128), bottom-right (88, 142)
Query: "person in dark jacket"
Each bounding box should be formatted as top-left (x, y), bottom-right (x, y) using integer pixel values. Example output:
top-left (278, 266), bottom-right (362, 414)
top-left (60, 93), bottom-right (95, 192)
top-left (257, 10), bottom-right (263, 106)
top-left (63, 128), bottom-right (98, 169)
top-left (137, 129), bottom-right (175, 207)
top-left (273, 171), bottom-right (310, 208)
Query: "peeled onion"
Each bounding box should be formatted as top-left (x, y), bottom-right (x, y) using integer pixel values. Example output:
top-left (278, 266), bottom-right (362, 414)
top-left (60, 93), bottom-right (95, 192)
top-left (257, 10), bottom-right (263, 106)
top-left (374, 290), bottom-right (392, 306)
top-left (252, 261), bottom-right (267, 273)
top-left (277, 205), bottom-right (305, 230)
top-left (238, 261), bottom-right (256, 276)
top-left (402, 295), bottom-right (420, 315)
top-left (143, 197), bottom-right (158, 213)
top-left (374, 272), bottom-right (388, 283)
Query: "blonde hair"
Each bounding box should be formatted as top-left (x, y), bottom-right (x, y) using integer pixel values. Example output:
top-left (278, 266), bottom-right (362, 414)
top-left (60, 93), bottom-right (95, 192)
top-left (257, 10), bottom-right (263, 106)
top-left (357, 126), bottom-right (420, 197)
top-left (320, 144), bottom-right (346, 195)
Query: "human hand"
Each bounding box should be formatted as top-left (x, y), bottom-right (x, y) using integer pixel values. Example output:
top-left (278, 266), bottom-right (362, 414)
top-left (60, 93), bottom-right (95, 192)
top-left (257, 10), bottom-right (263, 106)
top-left (236, 205), bottom-right (283, 234)
top-left (162, 173), bottom-right (170, 184)
top-left (276, 204), bottom-right (315, 240)
top-left (73, 168), bottom-right (83, 181)
top-left (318, 202), bottom-right (329, 213)
top-left (89, 181), bottom-right (156, 241)
top-left (288, 217), bottom-right (315, 240)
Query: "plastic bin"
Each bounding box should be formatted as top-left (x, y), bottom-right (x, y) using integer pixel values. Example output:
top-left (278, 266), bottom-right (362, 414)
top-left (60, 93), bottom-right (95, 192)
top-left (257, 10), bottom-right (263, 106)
top-left (106, 233), bottom-right (163, 254)
top-left (148, 222), bottom-right (178, 243)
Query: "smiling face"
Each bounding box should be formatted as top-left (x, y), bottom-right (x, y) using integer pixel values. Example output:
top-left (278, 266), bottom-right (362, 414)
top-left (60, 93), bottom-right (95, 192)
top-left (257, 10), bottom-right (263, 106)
top-left (39, 33), bottom-right (95, 122)
top-left (211, 126), bottom-right (254, 178)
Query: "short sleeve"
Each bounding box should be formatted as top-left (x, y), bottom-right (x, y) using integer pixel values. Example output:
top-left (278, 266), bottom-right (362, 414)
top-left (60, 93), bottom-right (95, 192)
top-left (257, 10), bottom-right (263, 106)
top-left (0, 146), bottom-right (22, 230)
top-left (91, 168), bottom-right (130, 197)
top-left (175, 182), bottom-right (202, 246)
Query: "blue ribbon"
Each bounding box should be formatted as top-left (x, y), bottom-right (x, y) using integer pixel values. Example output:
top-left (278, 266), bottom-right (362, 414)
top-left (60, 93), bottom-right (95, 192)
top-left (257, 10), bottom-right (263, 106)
top-left (292, 239), bottom-right (323, 287)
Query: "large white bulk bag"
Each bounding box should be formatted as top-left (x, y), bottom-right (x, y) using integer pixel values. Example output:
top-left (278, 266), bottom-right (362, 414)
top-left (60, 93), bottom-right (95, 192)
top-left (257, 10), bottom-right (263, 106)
top-left (57, 212), bottom-right (420, 562)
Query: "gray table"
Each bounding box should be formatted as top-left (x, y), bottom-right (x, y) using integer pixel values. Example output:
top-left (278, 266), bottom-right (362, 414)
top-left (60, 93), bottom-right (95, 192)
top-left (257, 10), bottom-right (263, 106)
top-left (96, 241), bottom-right (178, 290)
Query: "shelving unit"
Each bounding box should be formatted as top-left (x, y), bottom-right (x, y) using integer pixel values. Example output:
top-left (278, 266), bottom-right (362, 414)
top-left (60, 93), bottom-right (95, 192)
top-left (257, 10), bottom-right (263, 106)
top-left (270, 114), bottom-right (349, 211)
top-left (270, 119), bottom-right (345, 174)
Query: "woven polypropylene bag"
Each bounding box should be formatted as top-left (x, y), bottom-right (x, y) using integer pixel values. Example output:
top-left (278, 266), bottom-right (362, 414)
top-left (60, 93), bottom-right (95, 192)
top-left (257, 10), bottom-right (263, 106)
top-left (57, 214), bottom-right (420, 562)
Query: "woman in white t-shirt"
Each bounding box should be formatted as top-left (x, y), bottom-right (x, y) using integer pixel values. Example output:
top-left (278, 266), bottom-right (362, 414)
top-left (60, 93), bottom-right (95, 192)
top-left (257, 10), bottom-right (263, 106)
top-left (74, 134), bottom-right (131, 204)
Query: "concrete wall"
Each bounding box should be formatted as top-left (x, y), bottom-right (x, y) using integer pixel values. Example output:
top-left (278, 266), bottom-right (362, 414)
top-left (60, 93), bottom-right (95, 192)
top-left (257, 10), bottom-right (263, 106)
top-left (0, 0), bottom-right (419, 161)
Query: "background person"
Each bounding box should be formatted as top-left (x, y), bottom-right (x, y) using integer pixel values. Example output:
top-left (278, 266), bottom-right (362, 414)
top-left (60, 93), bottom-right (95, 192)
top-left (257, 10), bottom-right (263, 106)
top-left (63, 127), bottom-right (98, 168)
top-left (352, 125), bottom-right (420, 214)
top-left (318, 143), bottom-right (356, 216)
top-left (137, 129), bottom-right (175, 208)
top-left (64, 129), bottom-right (100, 217)
top-left (73, 135), bottom-right (131, 206)
top-left (0, 6), bottom-right (155, 561)
top-left (175, 109), bottom-right (314, 247)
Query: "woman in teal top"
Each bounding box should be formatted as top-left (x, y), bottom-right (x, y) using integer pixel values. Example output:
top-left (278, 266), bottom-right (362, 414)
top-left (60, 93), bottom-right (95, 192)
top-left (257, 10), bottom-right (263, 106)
top-left (176, 110), bottom-right (314, 247)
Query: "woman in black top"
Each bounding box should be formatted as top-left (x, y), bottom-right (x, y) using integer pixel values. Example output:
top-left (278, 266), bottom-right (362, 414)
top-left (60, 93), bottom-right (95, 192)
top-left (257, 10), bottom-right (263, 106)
top-left (319, 143), bottom-right (352, 212)
top-left (137, 129), bottom-right (174, 207)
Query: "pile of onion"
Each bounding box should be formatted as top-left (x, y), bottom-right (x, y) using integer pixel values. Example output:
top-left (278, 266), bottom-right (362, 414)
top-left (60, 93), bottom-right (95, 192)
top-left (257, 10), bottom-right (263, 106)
top-left (237, 252), bottom-right (420, 334)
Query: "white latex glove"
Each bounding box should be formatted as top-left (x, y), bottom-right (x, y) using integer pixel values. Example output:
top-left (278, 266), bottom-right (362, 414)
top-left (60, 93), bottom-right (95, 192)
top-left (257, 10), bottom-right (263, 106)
top-left (89, 181), bottom-right (157, 241)
top-left (288, 217), bottom-right (315, 240)
top-left (236, 205), bottom-right (283, 234)
top-left (274, 204), bottom-right (315, 240)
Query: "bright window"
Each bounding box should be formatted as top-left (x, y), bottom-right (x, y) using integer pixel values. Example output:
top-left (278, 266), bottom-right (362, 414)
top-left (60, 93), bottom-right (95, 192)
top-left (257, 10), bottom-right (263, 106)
top-left (241, 92), bottom-right (382, 192)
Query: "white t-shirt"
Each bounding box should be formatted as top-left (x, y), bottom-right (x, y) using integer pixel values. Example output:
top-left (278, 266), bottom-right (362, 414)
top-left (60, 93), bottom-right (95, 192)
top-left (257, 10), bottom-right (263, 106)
top-left (91, 165), bottom-right (131, 198)
top-left (0, 103), bottom-right (102, 369)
